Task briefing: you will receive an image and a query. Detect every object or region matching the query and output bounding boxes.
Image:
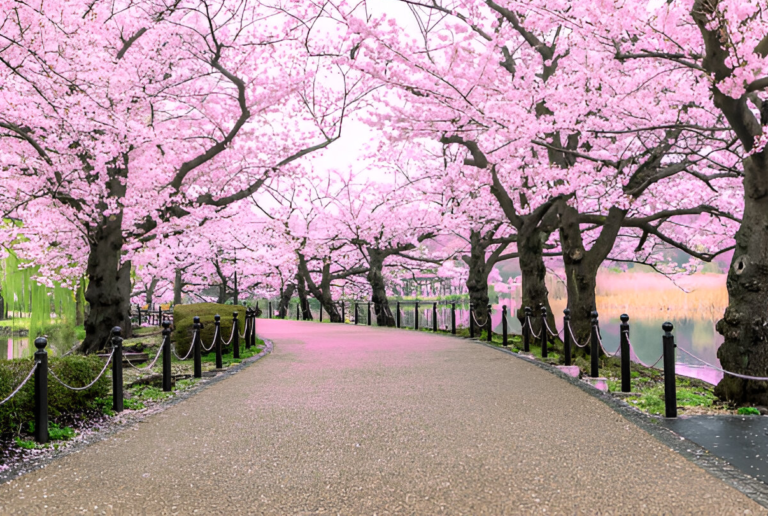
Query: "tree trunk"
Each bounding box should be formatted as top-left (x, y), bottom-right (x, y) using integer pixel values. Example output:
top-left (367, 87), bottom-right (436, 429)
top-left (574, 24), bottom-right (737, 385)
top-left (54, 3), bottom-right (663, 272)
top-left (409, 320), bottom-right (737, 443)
top-left (296, 273), bottom-right (313, 320)
top-left (145, 278), bottom-right (159, 307)
top-left (367, 250), bottom-right (395, 327)
top-left (297, 254), bottom-right (342, 322)
top-left (516, 226), bottom-right (556, 336)
top-left (75, 279), bottom-right (85, 326)
top-left (715, 153), bottom-right (768, 404)
top-left (217, 282), bottom-right (227, 304)
top-left (465, 231), bottom-right (491, 330)
top-left (278, 283), bottom-right (295, 319)
top-left (80, 215), bottom-right (131, 353)
top-left (174, 269), bottom-right (183, 305)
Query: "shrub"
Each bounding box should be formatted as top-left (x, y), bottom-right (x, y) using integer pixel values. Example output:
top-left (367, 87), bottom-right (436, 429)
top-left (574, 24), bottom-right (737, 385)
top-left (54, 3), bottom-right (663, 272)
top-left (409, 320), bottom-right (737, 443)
top-left (0, 354), bottom-right (110, 436)
top-left (737, 407), bottom-right (760, 416)
top-left (173, 303), bottom-right (246, 355)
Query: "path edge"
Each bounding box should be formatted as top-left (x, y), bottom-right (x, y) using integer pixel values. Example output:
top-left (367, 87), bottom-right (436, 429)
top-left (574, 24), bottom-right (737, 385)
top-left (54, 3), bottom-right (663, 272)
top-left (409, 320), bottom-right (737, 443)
top-left (0, 338), bottom-right (274, 487)
top-left (466, 338), bottom-right (768, 509)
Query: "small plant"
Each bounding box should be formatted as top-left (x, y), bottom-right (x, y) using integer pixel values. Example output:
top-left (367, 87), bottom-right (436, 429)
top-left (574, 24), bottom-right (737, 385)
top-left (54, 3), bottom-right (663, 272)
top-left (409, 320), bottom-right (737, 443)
top-left (738, 407), bottom-right (761, 416)
top-left (124, 398), bottom-right (145, 411)
top-left (93, 397), bottom-right (116, 416)
top-left (130, 385), bottom-right (172, 402)
top-left (15, 437), bottom-right (38, 449)
top-left (48, 423), bottom-right (76, 441)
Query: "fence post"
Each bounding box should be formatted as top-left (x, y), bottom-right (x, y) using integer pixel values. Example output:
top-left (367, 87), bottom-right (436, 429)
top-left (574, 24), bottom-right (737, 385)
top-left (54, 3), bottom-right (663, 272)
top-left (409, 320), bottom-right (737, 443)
top-left (523, 306), bottom-right (531, 352)
top-left (296, 303), bottom-right (300, 320)
top-left (269, 301), bottom-right (272, 319)
top-left (162, 321), bottom-right (172, 392)
top-left (541, 306), bottom-right (548, 358)
top-left (590, 311), bottom-right (599, 378)
top-left (486, 304), bottom-right (492, 342)
top-left (245, 310), bottom-right (252, 350)
top-left (193, 317), bottom-right (202, 379)
top-left (34, 336), bottom-right (48, 444)
top-left (158, 307), bottom-right (163, 327)
top-left (355, 303), bottom-right (359, 325)
top-left (469, 303), bottom-right (475, 338)
top-left (415, 301), bottom-right (419, 330)
top-left (451, 303), bottom-right (456, 334)
top-left (663, 322), bottom-right (677, 418)
top-left (620, 314), bottom-right (630, 392)
top-left (232, 312), bottom-right (240, 359)
top-left (368, 302), bottom-right (372, 326)
top-left (214, 314), bottom-right (223, 369)
top-left (137, 305), bottom-right (142, 326)
top-left (112, 326), bottom-right (124, 412)
top-left (319, 303), bottom-right (323, 322)
top-left (502, 305), bottom-right (508, 346)
top-left (341, 301), bottom-right (345, 323)
top-left (563, 309), bottom-right (571, 366)
top-left (396, 302), bottom-right (401, 328)
top-left (433, 303), bottom-right (437, 332)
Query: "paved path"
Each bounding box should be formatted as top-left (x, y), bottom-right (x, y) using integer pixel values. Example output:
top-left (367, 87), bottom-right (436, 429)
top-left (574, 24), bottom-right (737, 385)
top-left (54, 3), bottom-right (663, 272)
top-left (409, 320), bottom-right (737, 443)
top-left (0, 320), bottom-right (763, 514)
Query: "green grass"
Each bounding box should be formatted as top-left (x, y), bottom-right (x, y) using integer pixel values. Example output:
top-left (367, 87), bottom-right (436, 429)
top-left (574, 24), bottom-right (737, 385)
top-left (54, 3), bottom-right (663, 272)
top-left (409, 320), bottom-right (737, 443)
top-left (738, 407), bottom-right (761, 416)
top-left (0, 318), bottom-right (31, 329)
top-left (625, 386), bottom-right (716, 415)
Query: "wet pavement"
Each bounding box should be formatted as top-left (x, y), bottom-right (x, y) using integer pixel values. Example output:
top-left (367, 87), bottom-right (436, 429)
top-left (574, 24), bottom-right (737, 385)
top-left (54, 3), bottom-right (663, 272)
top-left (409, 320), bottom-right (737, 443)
top-left (0, 320), bottom-right (764, 514)
top-left (663, 415), bottom-right (768, 484)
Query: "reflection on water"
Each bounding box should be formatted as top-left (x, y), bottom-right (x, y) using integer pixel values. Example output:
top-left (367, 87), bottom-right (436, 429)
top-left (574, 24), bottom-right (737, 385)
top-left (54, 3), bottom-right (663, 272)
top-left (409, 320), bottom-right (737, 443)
top-left (3, 337), bottom-right (31, 361)
top-left (400, 300), bottom-right (725, 385)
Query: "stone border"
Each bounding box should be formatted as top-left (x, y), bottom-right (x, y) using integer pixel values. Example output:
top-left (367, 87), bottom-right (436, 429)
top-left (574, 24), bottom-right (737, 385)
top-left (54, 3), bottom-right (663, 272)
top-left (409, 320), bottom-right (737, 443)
top-left (467, 338), bottom-right (768, 509)
top-left (0, 338), bottom-right (274, 486)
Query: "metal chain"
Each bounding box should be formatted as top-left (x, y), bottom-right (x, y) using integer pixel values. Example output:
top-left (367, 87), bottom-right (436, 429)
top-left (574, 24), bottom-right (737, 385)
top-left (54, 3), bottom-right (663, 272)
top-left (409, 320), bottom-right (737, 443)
top-left (49, 349), bottom-right (115, 391)
top-left (0, 363), bottom-right (38, 406)
top-left (596, 331), bottom-right (621, 357)
top-left (200, 328), bottom-right (216, 352)
top-left (565, 321), bottom-right (589, 348)
top-left (124, 337), bottom-right (166, 371)
top-left (471, 311), bottom-right (489, 328)
top-left (677, 347), bottom-right (768, 381)
top-left (625, 335), bottom-right (664, 369)
top-left (220, 324), bottom-right (236, 346)
top-left (172, 333), bottom-right (196, 361)
top-left (525, 317), bottom-right (542, 339)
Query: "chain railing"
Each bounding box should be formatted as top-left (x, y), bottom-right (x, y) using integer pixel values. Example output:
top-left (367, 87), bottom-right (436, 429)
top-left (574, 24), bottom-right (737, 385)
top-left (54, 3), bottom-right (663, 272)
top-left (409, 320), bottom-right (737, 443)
top-left (49, 349), bottom-right (115, 391)
top-left (0, 363), bottom-right (38, 406)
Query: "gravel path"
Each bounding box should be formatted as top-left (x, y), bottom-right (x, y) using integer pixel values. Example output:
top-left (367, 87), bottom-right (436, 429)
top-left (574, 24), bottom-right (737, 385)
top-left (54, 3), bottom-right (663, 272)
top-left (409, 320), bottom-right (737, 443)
top-left (0, 320), bottom-right (763, 515)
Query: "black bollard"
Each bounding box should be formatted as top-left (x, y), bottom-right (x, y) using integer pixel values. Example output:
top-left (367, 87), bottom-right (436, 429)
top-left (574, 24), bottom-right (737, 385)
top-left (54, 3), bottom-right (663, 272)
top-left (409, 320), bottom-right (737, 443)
top-left (162, 321), bottom-right (172, 392)
top-left (158, 307), bottom-right (163, 328)
top-left (112, 327), bottom-right (124, 412)
top-left (433, 303), bottom-right (438, 332)
top-left (469, 303), bottom-right (475, 338)
top-left (620, 314), bottom-right (631, 392)
top-left (34, 337), bottom-right (48, 443)
top-left (590, 311), bottom-right (599, 378)
top-left (502, 305), bottom-right (508, 346)
top-left (663, 322), bottom-right (677, 418)
top-left (523, 306), bottom-right (531, 352)
top-left (451, 303), bottom-right (456, 334)
top-left (415, 301), bottom-right (419, 330)
top-left (368, 302), bottom-right (372, 326)
top-left (341, 301), bottom-right (345, 324)
top-left (137, 306), bottom-right (142, 326)
top-left (296, 303), bottom-right (300, 320)
top-left (355, 303), bottom-right (359, 325)
top-left (193, 317), bottom-right (202, 379)
top-left (396, 301), bottom-right (401, 328)
top-left (232, 312), bottom-right (240, 359)
top-left (269, 301), bottom-right (272, 319)
top-left (320, 303), bottom-right (323, 322)
top-left (214, 314), bottom-right (223, 369)
top-left (563, 309), bottom-right (572, 366)
top-left (245, 310), bottom-right (252, 350)
top-left (541, 306), bottom-right (548, 358)
top-left (487, 304), bottom-right (493, 342)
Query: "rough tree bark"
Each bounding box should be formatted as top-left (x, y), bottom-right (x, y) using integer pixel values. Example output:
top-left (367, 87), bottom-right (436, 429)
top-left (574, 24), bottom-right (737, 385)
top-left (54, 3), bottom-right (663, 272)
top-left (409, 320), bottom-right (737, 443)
top-left (173, 269), bottom-right (183, 305)
top-left (277, 282), bottom-right (295, 319)
top-left (692, 1), bottom-right (768, 404)
top-left (297, 255), bottom-right (343, 322)
top-left (367, 249), bottom-right (395, 327)
top-left (464, 230), bottom-right (492, 328)
top-left (296, 272), bottom-right (313, 320)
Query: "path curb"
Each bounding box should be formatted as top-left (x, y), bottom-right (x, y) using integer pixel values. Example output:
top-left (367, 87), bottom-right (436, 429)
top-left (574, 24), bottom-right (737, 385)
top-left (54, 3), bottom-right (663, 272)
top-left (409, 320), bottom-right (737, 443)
top-left (0, 338), bottom-right (274, 486)
top-left (469, 338), bottom-right (768, 509)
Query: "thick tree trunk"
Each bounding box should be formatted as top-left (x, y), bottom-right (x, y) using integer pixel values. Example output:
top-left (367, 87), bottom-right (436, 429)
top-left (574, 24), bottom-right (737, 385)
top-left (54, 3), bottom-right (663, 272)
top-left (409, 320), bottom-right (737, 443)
top-left (715, 153), bottom-right (768, 404)
top-left (75, 279), bottom-right (85, 326)
top-left (145, 278), bottom-right (159, 307)
top-left (367, 250), bottom-right (395, 327)
top-left (516, 226), bottom-right (556, 337)
top-left (465, 231), bottom-right (491, 329)
top-left (173, 269), bottom-right (183, 305)
top-left (296, 273), bottom-right (313, 320)
top-left (297, 254), bottom-right (342, 322)
top-left (80, 215), bottom-right (131, 353)
top-left (277, 283), bottom-right (295, 319)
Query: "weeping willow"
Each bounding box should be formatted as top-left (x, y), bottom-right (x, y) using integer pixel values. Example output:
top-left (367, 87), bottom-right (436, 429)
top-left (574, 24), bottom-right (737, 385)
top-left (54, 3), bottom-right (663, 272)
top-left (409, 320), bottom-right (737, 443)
top-left (1, 252), bottom-right (79, 356)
